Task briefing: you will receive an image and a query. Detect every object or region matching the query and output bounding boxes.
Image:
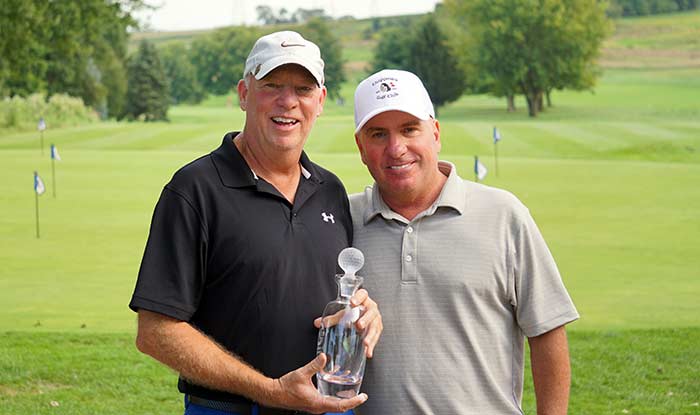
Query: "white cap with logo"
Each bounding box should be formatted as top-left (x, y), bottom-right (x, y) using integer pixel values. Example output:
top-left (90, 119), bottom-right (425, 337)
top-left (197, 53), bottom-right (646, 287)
top-left (243, 31), bottom-right (324, 86)
top-left (353, 69), bottom-right (435, 133)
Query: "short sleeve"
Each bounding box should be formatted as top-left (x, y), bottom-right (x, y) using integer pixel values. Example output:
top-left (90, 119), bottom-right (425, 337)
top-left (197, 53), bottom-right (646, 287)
top-left (512, 206), bottom-right (579, 337)
top-left (129, 186), bottom-right (207, 321)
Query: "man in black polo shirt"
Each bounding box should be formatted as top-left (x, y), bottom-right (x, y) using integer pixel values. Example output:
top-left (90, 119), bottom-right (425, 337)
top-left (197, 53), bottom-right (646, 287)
top-left (129, 31), bottom-right (382, 415)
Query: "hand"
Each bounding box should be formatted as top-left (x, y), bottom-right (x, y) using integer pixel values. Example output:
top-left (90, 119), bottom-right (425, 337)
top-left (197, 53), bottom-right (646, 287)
top-left (268, 353), bottom-right (368, 414)
top-left (350, 288), bottom-right (382, 358)
top-left (315, 289), bottom-right (383, 358)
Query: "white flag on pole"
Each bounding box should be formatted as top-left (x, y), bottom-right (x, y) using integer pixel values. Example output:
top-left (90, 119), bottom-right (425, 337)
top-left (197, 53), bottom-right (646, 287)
top-left (475, 158), bottom-right (488, 181)
top-left (34, 172), bottom-right (46, 195)
top-left (51, 144), bottom-right (61, 161)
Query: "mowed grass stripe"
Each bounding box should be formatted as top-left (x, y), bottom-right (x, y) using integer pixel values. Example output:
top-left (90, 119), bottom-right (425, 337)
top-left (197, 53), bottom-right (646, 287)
top-left (2, 149), bottom-right (698, 332)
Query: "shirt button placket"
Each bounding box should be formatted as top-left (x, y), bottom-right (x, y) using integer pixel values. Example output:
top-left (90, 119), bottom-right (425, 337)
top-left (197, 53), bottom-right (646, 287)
top-left (401, 223), bottom-right (418, 283)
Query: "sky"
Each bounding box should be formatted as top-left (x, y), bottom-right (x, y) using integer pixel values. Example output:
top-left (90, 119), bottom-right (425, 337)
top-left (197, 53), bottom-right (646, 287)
top-left (135, 0), bottom-right (442, 31)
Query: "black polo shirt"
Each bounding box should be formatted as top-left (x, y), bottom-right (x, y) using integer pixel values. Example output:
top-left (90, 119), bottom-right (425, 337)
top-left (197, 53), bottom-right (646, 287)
top-left (130, 133), bottom-right (352, 403)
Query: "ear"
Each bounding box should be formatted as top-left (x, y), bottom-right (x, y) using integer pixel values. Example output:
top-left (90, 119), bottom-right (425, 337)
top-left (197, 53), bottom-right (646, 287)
top-left (355, 133), bottom-right (368, 165)
top-left (433, 119), bottom-right (442, 153)
top-left (237, 79), bottom-right (248, 111)
top-left (317, 85), bottom-right (328, 117)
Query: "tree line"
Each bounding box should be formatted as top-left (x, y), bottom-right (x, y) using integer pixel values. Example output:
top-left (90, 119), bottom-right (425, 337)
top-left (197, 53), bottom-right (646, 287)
top-left (368, 0), bottom-right (610, 117)
top-left (152, 0), bottom-right (612, 119)
top-left (0, 0), bottom-right (146, 119)
top-left (608, 0), bottom-right (699, 16)
top-left (146, 18), bottom-right (346, 115)
top-left (0, 0), bottom-right (346, 122)
top-left (3, 0), bottom-right (694, 122)
top-left (254, 6), bottom-right (334, 25)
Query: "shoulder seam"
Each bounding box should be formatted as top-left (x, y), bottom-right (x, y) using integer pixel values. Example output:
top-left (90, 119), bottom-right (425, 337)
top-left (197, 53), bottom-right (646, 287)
top-left (163, 185), bottom-right (209, 239)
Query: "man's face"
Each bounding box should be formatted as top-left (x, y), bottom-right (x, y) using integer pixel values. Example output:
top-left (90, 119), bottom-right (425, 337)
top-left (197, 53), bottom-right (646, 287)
top-left (238, 64), bottom-right (326, 154)
top-left (355, 110), bottom-right (443, 202)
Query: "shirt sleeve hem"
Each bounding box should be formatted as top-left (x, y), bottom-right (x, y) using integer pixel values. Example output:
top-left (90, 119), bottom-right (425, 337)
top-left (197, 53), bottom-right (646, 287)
top-left (523, 311), bottom-right (580, 338)
top-left (129, 296), bottom-right (194, 322)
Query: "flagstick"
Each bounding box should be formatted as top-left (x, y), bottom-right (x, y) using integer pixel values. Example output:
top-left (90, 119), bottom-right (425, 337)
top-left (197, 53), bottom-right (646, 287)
top-left (35, 187), bottom-right (40, 239)
top-left (51, 156), bottom-right (56, 198)
top-left (494, 141), bottom-right (499, 177)
top-left (40, 131), bottom-right (44, 155)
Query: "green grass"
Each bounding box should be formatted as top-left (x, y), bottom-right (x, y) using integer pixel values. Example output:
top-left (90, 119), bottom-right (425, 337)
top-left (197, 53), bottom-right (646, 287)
top-left (3, 19), bottom-right (700, 413)
top-left (2, 329), bottom-right (698, 414)
top-left (610, 10), bottom-right (700, 51)
top-left (2, 150), bottom-right (697, 333)
top-left (602, 10), bottom-right (700, 69)
top-left (0, 332), bottom-right (180, 414)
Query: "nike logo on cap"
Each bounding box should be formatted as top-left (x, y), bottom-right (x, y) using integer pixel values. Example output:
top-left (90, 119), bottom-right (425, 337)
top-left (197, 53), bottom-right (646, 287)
top-left (281, 41), bottom-right (305, 47)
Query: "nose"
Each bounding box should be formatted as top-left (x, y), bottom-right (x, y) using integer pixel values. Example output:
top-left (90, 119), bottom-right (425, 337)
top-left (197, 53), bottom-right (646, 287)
top-left (386, 133), bottom-right (407, 159)
top-left (276, 86), bottom-right (299, 109)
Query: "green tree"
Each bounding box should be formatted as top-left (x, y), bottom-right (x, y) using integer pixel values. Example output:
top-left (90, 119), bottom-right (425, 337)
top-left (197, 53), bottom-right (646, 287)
top-left (408, 14), bottom-right (467, 117)
top-left (292, 8), bottom-right (329, 23)
top-left (0, 0), bottom-right (144, 117)
top-left (446, 0), bottom-right (610, 117)
top-left (256, 5), bottom-right (276, 25)
top-left (0, 0), bottom-right (48, 96)
top-left (612, 0), bottom-right (697, 15)
top-left (160, 44), bottom-right (206, 105)
top-left (124, 40), bottom-right (169, 121)
top-left (299, 18), bottom-right (346, 100)
top-left (370, 27), bottom-right (412, 73)
top-left (99, 47), bottom-right (128, 118)
top-left (190, 27), bottom-right (260, 96)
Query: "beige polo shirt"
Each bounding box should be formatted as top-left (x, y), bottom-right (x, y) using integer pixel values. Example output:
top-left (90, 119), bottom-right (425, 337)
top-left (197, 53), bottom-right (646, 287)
top-left (350, 161), bottom-right (579, 414)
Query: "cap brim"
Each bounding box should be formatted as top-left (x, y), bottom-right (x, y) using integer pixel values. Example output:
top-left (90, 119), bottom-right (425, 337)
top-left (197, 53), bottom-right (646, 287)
top-left (255, 56), bottom-right (323, 86)
top-left (354, 106), bottom-right (432, 134)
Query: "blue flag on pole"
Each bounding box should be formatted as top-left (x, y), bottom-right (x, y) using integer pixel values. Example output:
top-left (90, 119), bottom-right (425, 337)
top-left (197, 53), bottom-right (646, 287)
top-left (34, 172), bottom-right (46, 195)
top-left (493, 126), bottom-right (501, 144)
top-left (38, 118), bottom-right (46, 131)
top-left (51, 144), bottom-right (61, 161)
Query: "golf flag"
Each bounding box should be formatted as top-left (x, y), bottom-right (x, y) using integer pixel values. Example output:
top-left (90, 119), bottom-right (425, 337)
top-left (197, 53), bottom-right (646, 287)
top-left (50, 144), bottom-right (60, 197)
top-left (34, 171), bottom-right (46, 195)
top-left (474, 156), bottom-right (488, 182)
top-left (493, 126), bottom-right (501, 176)
top-left (51, 144), bottom-right (61, 161)
top-left (34, 171), bottom-right (45, 238)
top-left (38, 117), bottom-right (46, 155)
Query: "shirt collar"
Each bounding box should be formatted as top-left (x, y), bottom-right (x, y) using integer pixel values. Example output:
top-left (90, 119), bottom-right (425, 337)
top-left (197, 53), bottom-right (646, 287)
top-left (211, 132), bottom-right (322, 188)
top-left (364, 160), bottom-right (465, 224)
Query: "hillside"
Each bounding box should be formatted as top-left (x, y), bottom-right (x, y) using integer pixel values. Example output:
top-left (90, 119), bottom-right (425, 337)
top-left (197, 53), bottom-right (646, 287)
top-left (602, 10), bottom-right (700, 68)
top-left (130, 10), bottom-right (700, 77)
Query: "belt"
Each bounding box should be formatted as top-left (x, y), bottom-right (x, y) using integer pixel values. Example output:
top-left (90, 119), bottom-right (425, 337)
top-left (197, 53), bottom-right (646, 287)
top-left (186, 395), bottom-right (308, 415)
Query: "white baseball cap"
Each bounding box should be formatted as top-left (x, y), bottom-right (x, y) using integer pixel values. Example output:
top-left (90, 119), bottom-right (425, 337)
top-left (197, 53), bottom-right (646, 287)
top-left (243, 31), bottom-right (324, 86)
top-left (354, 69), bottom-right (435, 133)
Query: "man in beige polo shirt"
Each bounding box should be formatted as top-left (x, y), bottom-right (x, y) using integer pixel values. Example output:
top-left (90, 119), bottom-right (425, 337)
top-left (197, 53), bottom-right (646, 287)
top-left (349, 69), bottom-right (579, 414)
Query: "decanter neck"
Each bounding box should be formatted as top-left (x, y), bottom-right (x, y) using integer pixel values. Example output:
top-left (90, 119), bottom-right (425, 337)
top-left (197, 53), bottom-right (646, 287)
top-left (337, 274), bottom-right (364, 300)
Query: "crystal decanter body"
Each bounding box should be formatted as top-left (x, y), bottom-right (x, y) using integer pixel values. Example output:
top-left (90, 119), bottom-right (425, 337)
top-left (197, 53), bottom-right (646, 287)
top-left (316, 247), bottom-right (366, 399)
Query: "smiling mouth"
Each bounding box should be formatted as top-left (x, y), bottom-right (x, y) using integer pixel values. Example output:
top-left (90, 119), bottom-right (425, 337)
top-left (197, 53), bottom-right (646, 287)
top-left (388, 162), bottom-right (413, 170)
top-left (272, 116), bottom-right (299, 126)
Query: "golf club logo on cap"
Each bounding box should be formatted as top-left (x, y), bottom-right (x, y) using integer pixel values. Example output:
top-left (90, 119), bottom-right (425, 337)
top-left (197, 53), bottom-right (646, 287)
top-left (372, 77), bottom-right (399, 100)
top-left (353, 69), bottom-right (435, 133)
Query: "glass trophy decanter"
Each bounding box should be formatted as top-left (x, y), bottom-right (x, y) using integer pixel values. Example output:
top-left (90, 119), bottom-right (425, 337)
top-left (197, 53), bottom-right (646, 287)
top-left (316, 247), bottom-right (366, 399)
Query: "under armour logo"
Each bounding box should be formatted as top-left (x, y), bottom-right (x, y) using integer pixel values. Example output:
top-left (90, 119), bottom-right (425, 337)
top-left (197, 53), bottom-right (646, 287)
top-left (321, 212), bottom-right (335, 223)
